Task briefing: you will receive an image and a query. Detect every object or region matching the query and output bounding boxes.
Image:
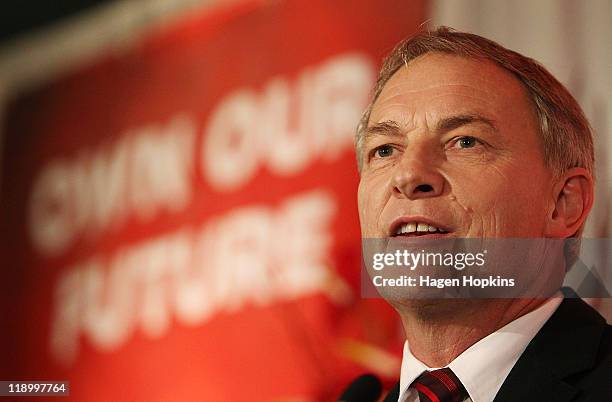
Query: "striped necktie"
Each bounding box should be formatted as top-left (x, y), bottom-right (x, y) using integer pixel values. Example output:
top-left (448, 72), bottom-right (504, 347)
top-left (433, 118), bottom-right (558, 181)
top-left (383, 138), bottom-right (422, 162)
top-left (410, 368), bottom-right (468, 402)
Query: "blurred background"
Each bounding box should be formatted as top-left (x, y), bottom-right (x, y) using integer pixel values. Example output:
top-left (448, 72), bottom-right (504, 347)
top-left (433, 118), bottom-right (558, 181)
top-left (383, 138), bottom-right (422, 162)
top-left (0, 1), bottom-right (610, 401)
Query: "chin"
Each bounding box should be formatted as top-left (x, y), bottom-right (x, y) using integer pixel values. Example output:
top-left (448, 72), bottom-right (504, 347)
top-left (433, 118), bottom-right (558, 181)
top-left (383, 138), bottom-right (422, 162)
top-left (391, 298), bottom-right (481, 320)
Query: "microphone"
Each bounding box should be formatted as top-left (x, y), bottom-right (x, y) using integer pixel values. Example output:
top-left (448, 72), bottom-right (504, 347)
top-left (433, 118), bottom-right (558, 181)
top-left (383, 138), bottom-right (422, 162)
top-left (338, 373), bottom-right (382, 402)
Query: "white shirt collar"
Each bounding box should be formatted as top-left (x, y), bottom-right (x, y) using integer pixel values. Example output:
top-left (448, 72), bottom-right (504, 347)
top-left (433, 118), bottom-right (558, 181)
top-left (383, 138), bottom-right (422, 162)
top-left (398, 295), bottom-right (563, 402)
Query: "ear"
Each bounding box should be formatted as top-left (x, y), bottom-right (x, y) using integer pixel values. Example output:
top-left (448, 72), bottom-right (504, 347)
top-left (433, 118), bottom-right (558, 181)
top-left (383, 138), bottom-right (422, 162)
top-left (544, 168), bottom-right (594, 237)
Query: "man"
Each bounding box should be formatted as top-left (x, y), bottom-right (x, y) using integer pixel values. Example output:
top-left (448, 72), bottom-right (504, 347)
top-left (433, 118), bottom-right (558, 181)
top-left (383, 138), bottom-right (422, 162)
top-left (355, 27), bottom-right (611, 402)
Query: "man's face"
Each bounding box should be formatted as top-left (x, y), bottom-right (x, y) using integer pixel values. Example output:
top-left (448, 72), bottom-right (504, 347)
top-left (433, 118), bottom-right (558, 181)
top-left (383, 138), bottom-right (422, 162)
top-left (358, 53), bottom-right (555, 239)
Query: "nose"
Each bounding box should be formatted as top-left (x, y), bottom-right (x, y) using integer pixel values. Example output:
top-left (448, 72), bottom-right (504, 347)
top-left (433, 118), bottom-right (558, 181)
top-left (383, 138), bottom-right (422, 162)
top-left (391, 151), bottom-right (445, 200)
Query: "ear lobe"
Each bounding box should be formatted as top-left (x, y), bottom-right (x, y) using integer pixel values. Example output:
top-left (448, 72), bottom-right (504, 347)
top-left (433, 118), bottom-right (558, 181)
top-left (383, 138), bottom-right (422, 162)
top-left (545, 168), bottom-right (594, 237)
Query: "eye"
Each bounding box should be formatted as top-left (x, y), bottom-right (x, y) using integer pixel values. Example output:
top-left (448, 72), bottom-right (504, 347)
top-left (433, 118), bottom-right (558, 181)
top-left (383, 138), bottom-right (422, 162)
top-left (455, 136), bottom-right (480, 149)
top-left (375, 145), bottom-right (394, 158)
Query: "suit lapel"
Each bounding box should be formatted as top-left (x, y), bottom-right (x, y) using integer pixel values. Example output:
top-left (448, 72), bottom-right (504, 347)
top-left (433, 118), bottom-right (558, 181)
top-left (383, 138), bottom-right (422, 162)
top-left (492, 355), bottom-right (578, 402)
top-left (493, 294), bottom-right (606, 402)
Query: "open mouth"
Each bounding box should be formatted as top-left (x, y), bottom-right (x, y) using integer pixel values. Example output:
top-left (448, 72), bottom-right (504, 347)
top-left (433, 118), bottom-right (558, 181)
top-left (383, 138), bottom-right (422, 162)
top-left (391, 222), bottom-right (451, 238)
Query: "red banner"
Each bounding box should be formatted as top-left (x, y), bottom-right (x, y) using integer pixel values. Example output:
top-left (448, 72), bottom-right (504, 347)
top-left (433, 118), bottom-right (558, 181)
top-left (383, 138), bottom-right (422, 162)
top-left (1, 1), bottom-right (426, 400)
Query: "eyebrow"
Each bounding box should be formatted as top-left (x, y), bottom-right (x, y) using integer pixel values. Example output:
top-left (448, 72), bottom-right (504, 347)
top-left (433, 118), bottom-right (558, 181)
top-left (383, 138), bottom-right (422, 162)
top-left (435, 113), bottom-right (498, 134)
top-left (362, 113), bottom-right (498, 142)
top-left (362, 121), bottom-right (404, 141)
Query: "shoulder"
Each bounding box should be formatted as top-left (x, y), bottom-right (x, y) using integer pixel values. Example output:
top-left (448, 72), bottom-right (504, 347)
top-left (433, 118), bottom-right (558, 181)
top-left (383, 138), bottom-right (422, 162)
top-left (566, 321), bottom-right (612, 399)
top-left (520, 297), bottom-right (611, 399)
top-left (494, 296), bottom-right (611, 401)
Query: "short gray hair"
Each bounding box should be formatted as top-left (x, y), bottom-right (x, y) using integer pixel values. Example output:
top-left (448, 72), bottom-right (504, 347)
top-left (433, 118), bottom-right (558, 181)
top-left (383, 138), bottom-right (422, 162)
top-left (356, 26), bottom-right (594, 180)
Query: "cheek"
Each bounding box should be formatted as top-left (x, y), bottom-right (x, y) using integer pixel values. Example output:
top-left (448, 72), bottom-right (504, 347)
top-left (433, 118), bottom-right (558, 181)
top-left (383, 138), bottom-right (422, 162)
top-left (358, 177), bottom-right (385, 233)
top-left (447, 165), bottom-right (508, 211)
top-left (452, 165), bottom-right (550, 233)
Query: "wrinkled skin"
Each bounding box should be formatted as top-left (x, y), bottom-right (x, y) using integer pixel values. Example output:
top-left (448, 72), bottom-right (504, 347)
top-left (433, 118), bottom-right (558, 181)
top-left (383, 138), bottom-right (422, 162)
top-left (358, 53), bottom-right (556, 241)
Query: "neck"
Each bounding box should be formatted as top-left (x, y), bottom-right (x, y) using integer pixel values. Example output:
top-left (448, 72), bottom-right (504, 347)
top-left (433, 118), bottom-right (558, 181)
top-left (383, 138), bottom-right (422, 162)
top-left (397, 298), bottom-right (547, 367)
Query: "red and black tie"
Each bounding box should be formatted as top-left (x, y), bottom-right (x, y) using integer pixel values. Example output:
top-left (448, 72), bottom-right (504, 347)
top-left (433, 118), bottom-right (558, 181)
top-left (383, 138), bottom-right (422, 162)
top-left (410, 368), bottom-right (468, 402)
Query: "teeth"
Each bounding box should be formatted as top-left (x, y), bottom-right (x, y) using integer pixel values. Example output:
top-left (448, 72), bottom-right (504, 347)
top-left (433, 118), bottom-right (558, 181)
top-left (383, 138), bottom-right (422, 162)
top-left (396, 222), bottom-right (447, 235)
top-left (402, 223), bottom-right (416, 234)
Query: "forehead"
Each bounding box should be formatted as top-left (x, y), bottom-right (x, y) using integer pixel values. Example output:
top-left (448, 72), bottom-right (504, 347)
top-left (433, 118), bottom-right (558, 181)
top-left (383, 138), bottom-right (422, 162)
top-left (370, 52), bottom-right (535, 127)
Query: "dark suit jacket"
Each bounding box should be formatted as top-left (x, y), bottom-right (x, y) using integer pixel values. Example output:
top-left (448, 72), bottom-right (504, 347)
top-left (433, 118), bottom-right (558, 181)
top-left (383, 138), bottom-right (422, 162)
top-left (383, 296), bottom-right (612, 402)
